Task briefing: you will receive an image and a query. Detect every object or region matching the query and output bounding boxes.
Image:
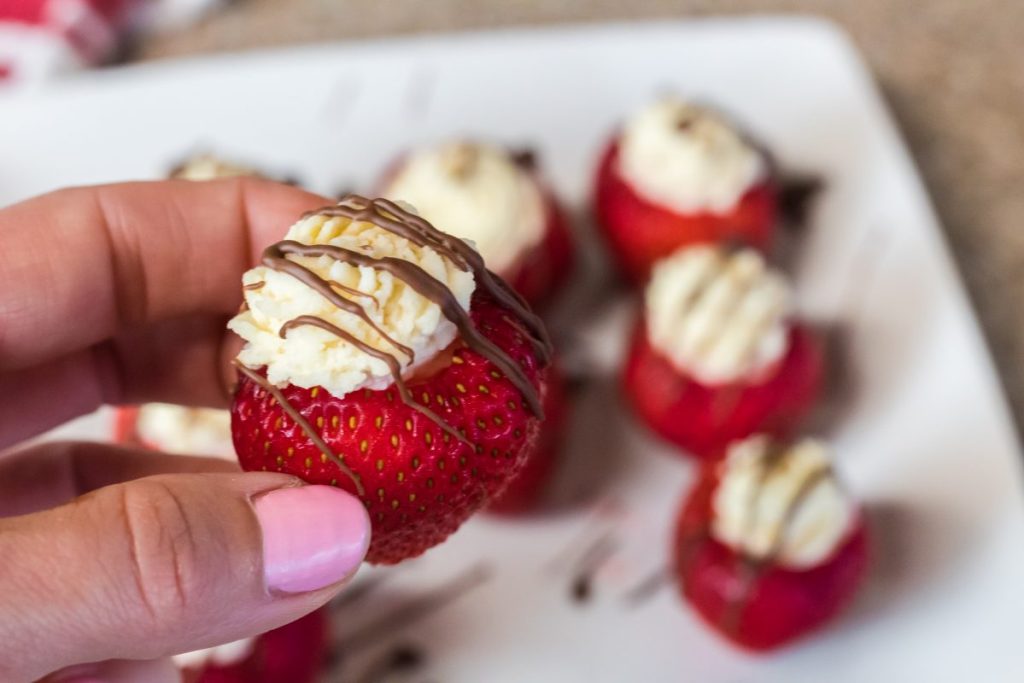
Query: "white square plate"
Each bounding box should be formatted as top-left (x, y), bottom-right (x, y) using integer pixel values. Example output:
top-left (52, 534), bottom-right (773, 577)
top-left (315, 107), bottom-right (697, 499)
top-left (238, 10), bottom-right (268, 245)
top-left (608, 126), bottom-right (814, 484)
top-left (2, 17), bottom-right (1023, 682)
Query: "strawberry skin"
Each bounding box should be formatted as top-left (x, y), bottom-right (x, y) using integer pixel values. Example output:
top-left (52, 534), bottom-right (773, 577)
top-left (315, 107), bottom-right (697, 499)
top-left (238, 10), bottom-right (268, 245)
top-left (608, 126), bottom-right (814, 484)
top-left (674, 466), bottom-right (868, 651)
top-left (113, 405), bottom-right (140, 445)
top-left (487, 362), bottom-right (568, 514)
top-left (505, 191), bottom-right (575, 308)
top-left (188, 609), bottom-right (327, 683)
top-left (623, 320), bottom-right (822, 460)
top-left (594, 138), bottom-right (777, 283)
top-left (232, 289), bottom-right (547, 564)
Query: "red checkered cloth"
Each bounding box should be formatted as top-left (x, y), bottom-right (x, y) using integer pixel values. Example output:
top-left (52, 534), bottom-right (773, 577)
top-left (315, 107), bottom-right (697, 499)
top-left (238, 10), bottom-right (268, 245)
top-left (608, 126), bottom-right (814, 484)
top-left (0, 0), bottom-right (223, 87)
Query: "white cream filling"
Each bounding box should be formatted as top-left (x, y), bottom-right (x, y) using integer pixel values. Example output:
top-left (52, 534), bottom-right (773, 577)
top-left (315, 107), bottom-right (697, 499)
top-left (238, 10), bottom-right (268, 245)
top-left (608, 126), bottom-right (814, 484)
top-left (135, 404), bottom-right (234, 460)
top-left (644, 245), bottom-right (790, 385)
top-left (174, 637), bottom-right (255, 669)
top-left (383, 142), bottom-right (546, 275)
top-left (711, 435), bottom-right (856, 569)
top-left (228, 201), bottom-right (476, 398)
top-left (171, 153), bottom-right (259, 181)
top-left (617, 97), bottom-right (766, 214)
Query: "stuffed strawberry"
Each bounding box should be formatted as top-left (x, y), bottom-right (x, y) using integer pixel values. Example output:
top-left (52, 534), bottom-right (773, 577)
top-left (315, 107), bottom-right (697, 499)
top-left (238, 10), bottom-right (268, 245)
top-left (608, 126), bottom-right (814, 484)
top-left (623, 244), bottom-right (822, 460)
top-left (229, 194), bottom-right (552, 564)
top-left (673, 435), bottom-right (868, 651)
top-left (594, 97), bottom-right (778, 283)
top-left (177, 609), bottom-right (327, 683)
top-left (487, 363), bottom-right (567, 514)
top-left (380, 141), bottom-right (574, 306)
top-left (170, 153), bottom-right (264, 181)
top-left (115, 404), bottom-right (235, 459)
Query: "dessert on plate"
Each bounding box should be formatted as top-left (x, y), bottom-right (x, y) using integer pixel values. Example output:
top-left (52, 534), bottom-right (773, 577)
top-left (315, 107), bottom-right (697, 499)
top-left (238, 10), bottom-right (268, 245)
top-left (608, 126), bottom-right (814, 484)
top-left (623, 244), bottom-right (822, 459)
top-left (170, 153), bottom-right (265, 181)
top-left (487, 363), bottom-right (567, 514)
top-left (594, 97), bottom-right (778, 282)
top-left (176, 609), bottom-right (326, 683)
top-left (380, 141), bottom-right (573, 306)
top-left (115, 403), bottom-right (234, 459)
top-left (228, 194), bottom-right (553, 564)
top-left (673, 435), bottom-right (868, 651)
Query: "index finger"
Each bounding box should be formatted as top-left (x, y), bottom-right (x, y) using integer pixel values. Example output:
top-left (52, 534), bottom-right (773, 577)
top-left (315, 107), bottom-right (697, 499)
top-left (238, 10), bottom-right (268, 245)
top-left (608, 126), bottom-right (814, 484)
top-left (0, 178), bottom-right (328, 372)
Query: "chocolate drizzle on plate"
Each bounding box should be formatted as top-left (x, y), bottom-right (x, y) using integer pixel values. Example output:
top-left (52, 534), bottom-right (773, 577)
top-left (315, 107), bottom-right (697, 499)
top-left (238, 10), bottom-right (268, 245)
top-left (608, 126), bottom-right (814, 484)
top-left (339, 563), bottom-right (492, 654)
top-left (352, 643), bottom-right (426, 683)
top-left (778, 173), bottom-right (825, 229)
top-left (623, 566), bottom-right (671, 607)
top-left (569, 534), bottom-right (618, 605)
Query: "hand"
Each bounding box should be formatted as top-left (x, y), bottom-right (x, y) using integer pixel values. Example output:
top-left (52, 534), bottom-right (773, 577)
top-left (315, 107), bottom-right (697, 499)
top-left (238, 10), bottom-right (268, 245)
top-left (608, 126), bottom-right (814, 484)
top-left (0, 180), bottom-right (371, 683)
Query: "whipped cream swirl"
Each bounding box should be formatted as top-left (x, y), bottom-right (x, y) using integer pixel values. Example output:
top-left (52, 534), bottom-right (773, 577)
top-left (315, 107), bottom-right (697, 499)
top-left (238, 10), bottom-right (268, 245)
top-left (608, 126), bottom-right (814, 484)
top-left (383, 142), bottom-right (547, 275)
top-left (711, 435), bottom-right (856, 569)
top-left (618, 97), bottom-right (766, 214)
top-left (644, 244), bottom-right (790, 385)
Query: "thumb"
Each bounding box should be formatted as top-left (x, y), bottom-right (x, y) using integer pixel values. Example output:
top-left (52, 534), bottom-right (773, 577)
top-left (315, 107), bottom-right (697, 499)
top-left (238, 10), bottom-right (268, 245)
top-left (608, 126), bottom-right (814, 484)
top-left (0, 472), bottom-right (370, 683)
top-left (46, 658), bottom-right (180, 683)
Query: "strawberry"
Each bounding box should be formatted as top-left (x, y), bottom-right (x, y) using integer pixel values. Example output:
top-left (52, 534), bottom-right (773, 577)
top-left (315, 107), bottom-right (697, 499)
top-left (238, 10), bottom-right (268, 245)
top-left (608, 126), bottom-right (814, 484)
top-left (593, 139), bottom-right (777, 283)
top-left (623, 320), bottom-right (822, 460)
top-left (232, 288), bottom-right (548, 564)
top-left (113, 405), bottom-right (141, 445)
top-left (185, 609), bottom-right (327, 683)
top-left (487, 362), bottom-right (568, 514)
top-left (114, 403), bottom-right (237, 460)
top-left (504, 188), bottom-right (575, 308)
top-left (673, 463), bottom-right (868, 651)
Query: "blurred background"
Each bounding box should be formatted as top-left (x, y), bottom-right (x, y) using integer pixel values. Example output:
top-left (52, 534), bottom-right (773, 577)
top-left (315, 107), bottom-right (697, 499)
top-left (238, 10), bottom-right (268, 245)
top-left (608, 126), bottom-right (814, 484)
top-left (3, 2), bottom-right (1023, 679)
top-left (3, 0), bottom-right (1022, 425)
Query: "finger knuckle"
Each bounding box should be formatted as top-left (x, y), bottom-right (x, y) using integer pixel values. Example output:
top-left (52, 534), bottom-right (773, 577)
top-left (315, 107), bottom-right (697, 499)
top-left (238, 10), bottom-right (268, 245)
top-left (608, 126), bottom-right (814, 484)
top-left (115, 480), bottom-right (203, 625)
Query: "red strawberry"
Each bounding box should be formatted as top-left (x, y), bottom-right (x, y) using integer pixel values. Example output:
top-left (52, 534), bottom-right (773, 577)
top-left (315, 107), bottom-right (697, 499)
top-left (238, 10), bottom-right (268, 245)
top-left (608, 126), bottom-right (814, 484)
top-left (487, 362), bottom-right (568, 514)
top-left (623, 320), bottom-right (822, 460)
top-left (232, 288), bottom-right (548, 564)
top-left (504, 188), bottom-right (575, 308)
top-left (184, 609), bottom-right (327, 683)
top-left (594, 139), bottom-right (777, 283)
top-left (113, 405), bottom-right (141, 445)
top-left (674, 464), bottom-right (868, 651)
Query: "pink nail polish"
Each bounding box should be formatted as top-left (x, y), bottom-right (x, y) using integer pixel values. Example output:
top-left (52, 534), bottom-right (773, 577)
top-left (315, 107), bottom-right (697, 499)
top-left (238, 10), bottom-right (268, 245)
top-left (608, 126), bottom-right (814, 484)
top-left (254, 485), bottom-right (370, 593)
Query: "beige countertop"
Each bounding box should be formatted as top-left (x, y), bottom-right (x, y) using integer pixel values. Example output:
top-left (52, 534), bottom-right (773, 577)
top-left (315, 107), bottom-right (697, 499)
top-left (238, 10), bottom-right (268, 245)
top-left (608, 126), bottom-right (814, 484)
top-left (139, 0), bottom-right (1024, 428)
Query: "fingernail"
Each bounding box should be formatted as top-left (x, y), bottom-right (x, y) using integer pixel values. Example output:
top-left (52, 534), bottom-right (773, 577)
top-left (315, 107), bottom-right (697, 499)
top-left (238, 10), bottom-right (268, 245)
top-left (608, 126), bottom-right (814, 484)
top-left (254, 485), bottom-right (370, 593)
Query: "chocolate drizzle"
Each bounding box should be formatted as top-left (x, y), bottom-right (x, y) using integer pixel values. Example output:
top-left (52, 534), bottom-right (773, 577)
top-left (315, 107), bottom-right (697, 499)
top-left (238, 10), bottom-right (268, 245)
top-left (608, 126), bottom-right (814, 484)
top-left (568, 534), bottom-right (618, 605)
top-left (233, 360), bottom-right (364, 495)
top-left (353, 644), bottom-right (425, 683)
top-left (623, 566), bottom-right (670, 607)
top-left (291, 194), bottom-right (551, 414)
top-left (238, 194), bottom-right (550, 488)
top-left (339, 563), bottom-right (492, 653)
top-left (279, 315), bottom-right (468, 445)
top-left (262, 241), bottom-right (414, 362)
